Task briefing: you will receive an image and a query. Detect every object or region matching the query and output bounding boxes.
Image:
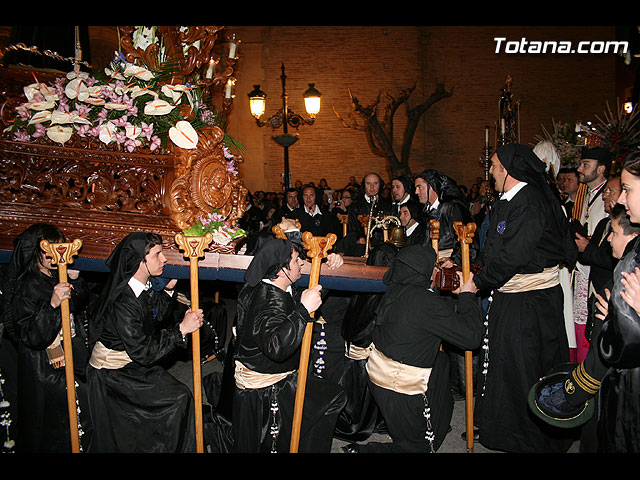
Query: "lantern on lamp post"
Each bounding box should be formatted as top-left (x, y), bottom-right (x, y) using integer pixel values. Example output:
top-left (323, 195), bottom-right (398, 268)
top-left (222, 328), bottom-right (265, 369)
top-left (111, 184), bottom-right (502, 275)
top-left (248, 63), bottom-right (321, 189)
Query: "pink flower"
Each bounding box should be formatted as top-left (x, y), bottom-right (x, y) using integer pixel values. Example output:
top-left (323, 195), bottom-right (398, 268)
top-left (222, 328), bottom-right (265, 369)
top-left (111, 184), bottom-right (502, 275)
top-left (32, 124), bottom-right (46, 138)
top-left (125, 137), bottom-right (142, 152)
top-left (149, 136), bottom-right (161, 151)
top-left (13, 130), bottom-right (30, 142)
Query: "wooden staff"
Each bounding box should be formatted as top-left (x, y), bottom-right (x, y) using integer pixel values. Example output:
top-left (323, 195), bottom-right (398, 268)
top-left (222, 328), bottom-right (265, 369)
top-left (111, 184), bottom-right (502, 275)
top-left (174, 232), bottom-right (213, 454)
top-left (429, 219), bottom-right (440, 258)
top-left (337, 213), bottom-right (348, 237)
top-left (453, 221), bottom-right (477, 453)
top-left (290, 231), bottom-right (337, 453)
top-left (40, 238), bottom-right (83, 453)
top-left (272, 219), bottom-right (301, 240)
top-left (429, 220), bottom-right (444, 352)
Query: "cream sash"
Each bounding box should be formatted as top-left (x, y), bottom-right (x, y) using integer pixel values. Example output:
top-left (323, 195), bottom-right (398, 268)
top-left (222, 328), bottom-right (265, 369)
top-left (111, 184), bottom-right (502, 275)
top-left (498, 265), bottom-right (560, 293)
top-left (345, 342), bottom-right (373, 361)
top-left (46, 313), bottom-right (77, 369)
top-left (366, 344), bottom-right (432, 395)
top-left (234, 360), bottom-right (295, 390)
top-left (438, 248), bottom-right (453, 260)
top-left (89, 341), bottom-right (132, 369)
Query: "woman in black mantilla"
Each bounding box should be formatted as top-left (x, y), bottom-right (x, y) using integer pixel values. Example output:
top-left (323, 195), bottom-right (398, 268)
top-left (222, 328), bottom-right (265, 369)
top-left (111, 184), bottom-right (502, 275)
top-left (86, 232), bottom-right (203, 453)
top-left (2, 223), bottom-right (92, 452)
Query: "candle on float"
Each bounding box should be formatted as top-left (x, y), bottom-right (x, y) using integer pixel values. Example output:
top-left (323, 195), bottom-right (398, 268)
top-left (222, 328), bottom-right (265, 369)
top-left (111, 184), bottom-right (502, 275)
top-left (228, 35), bottom-right (237, 59)
top-left (205, 59), bottom-right (215, 79)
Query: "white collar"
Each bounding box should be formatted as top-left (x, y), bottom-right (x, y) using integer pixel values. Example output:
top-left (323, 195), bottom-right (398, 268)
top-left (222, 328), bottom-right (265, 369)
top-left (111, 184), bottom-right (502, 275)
top-left (588, 179), bottom-right (607, 195)
top-left (499, 181), bottom-right (527, 201)
top-left (262, 278), bottom-right (293, 296)
top-left (305, 204), bottom-right (322, 216)
top-left (365, 194), bottom-right (377, 203)
top-left (394, 194), bottom-right (410, 206)
top-left (429, 198), bottom-right (440, 210)
top-left (128, 276), bottom-right (150, 298)
top-left (406, 221), bottom-right (419, 236)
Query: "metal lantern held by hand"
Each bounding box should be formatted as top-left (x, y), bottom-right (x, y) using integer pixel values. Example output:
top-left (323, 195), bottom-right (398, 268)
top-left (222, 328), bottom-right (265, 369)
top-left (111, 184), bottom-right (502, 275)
top-left (40, 238), bottom-right (83, 453)
top-left (174, 232), bottom-right (213, 454)
top-left (290, 231), bottom-right (337, 453)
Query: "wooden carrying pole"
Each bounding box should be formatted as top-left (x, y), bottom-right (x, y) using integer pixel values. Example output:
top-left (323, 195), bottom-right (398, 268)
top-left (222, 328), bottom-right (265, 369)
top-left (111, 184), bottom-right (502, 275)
top-left (430, 220), bottom-right (444, 352)
top-left (429, 219), bottom-right (440, 258)
top-left (453, 221), bottom-right (477, 453)
top-left (40, 238), bottom-right (83, 453)
top-left (174, 232), bottom-right (213, 454)
top-left (290, 231), bottom-right (337, 453)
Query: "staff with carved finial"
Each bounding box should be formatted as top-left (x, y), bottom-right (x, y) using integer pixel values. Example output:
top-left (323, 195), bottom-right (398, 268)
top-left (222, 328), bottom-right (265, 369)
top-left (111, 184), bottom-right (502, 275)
top-left (429, 219), bottom-right (440, 258)
top-left (174, 232), bottom-right (213, 454)
top-left (290, 231), bottom-right (337, 453)
top-left (39, 238), bottom-right (83, 453)
top-left (454, 221), bottom-right (477, 453)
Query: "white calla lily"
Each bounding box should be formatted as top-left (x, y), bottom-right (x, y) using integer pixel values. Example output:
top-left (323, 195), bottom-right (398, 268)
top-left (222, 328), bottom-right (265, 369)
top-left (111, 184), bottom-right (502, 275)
top-left (28, 110), bottom-right (51, 125)
top-left (98, 122), bottom-right (117, 144)
top-left (104, 102), bottom-right (129, 111)
top-left (104, 66), bottom-right (125, 81)
top-left (50, 110), bottom-right (74, 124)
top-left (211, 230), bottom-right (233, 245)
top-left (23, 83), bottom-right (40, 101)
top-left (65, 78), bottom-right (90, 101)
top-left (169, 120), bottom-right (198, 149)
top-left (125, 124), bottom-right (142, 140)
top-left (46, 125), bottom-right (73, 144)
top-left (49, 110), bottom-right (93, 126)
top-left (26, 100), bottom-right (56, 111)
top-left (123, 64), bottom-right (154, 82)
top-left (130, 85), bottom-right (157, 100)
top-left (83, 96), bottom-right (106, 106)
top-left (66, 71), bottom-right (90, 81)
top-left (144, 99), bottom-right (174, 115)
top-left (161, 84), bottom-right (187, 104)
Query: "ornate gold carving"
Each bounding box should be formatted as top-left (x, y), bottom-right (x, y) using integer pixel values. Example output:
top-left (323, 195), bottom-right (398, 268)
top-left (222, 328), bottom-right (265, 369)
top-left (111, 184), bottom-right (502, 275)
top-left (169, 126), bottom-right (248, 230)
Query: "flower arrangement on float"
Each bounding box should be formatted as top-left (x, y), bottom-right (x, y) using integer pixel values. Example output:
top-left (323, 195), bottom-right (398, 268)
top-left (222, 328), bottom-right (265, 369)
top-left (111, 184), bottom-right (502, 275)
top-left (533, 120), bottom-right (585, 169)
top-left (4, 25), bottom-right (244, 159)
top-left (181, 209), bottom-right (247, 245)
top-left (4, 54), bottom-right (226, 153)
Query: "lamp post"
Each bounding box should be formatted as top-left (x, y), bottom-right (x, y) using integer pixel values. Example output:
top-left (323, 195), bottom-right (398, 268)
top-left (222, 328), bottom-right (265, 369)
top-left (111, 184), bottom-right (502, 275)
top-left (248, 63), bottom-right (321, 189)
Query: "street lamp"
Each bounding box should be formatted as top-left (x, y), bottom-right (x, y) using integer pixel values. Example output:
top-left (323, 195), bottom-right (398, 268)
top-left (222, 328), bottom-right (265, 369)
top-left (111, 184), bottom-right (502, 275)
top-left (248, 62), bottom-right (321, 189)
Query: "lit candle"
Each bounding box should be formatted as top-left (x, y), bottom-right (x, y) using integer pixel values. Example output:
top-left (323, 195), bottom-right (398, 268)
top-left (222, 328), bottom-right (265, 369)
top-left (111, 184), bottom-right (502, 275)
top-left (228, 34), bottom-right (237, 59)
top-left (485, 125), bottom-right (489, 146)
top-left (501, 118), bottom-right (505, 135)
top-left (205, 59), bottom-right (214, 79)
top-left (225, 78), bottom-right (235, 99)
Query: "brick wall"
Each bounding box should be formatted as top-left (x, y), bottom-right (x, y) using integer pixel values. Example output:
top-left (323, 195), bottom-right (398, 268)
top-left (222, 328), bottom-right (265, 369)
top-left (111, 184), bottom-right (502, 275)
top-left (227, 25), bottom-right (621, 193)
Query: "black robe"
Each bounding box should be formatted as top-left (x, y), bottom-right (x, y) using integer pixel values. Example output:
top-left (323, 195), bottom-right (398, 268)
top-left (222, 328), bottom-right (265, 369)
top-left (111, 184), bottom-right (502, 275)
top-left (86, 285), bottom-right (195, 453)
top-left (473, 183), bottom-right (575, 453)
top-left (232, 281), bottom-right (346, 453)
top-left (13, 270), bottom-right (92, 453)
top-left (289, 205), bottom-right (339, 238)
top-left (357, 244), bottom-right (483, 453)
top-left (342, 195), bottom-right (392, 256)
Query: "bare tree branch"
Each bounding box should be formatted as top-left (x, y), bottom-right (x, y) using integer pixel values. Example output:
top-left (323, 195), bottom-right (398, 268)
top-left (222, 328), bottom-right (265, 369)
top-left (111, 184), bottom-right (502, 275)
top-left (334, 83), bottom-right (452, 177)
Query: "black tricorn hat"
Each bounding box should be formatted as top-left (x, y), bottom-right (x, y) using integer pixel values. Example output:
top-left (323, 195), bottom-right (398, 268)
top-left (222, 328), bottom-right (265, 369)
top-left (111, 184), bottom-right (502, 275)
top-left (528, 362), bottom-right (595, 429)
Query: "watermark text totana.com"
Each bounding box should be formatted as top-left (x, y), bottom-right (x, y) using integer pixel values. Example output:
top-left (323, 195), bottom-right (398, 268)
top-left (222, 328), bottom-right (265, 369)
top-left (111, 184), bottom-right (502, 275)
top-left (494, 37), bottom-right (628, 54)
